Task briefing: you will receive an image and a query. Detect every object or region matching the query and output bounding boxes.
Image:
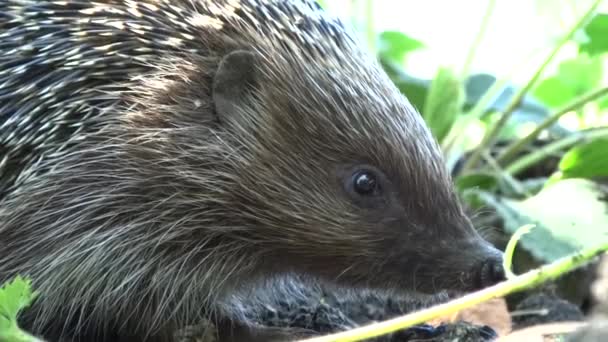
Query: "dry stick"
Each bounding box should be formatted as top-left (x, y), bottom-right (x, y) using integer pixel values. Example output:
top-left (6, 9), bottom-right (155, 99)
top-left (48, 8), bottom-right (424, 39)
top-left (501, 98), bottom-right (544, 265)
top-left (459, 0), bottom-right (604, 174)
top-left (496, 86), bottom-right (608, 166)
top-left (297, 243), bottom-right (608, 342)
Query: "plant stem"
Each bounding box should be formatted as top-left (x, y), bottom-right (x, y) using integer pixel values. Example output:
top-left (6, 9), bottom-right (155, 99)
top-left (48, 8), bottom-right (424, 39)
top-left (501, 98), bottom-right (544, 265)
top-left (496, 86), bottom-right (608, 166)
top-left (365, 0), bottom-right (374, 54)
top-left (481, 151), bottom-right (528, 196)
top-left (460, 0), bottom-right (496, 79)
top-left (442, 46), bottom-right (548, 157)
top-left (506, 128), bottom-right (608, 176)
top-left (298, 244), bottom-right (608, 342)
top-left (459, 0), bottom-right (603, 174)
top-left (503, 224), bottom-right (535, 279)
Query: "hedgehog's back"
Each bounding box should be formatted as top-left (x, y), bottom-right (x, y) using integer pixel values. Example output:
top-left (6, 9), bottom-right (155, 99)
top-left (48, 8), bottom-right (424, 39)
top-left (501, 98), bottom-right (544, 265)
top-left (0, 0), bottom-right (354, 199)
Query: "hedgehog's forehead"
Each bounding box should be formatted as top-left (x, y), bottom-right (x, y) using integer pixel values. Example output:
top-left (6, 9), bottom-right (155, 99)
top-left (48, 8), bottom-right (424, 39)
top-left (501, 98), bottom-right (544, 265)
top-left (261, 50), bottom-right (433, 164)
top-left (258, 44), bottom-right (422, 139)
top-left (228, 0), bottom-right (436, 157)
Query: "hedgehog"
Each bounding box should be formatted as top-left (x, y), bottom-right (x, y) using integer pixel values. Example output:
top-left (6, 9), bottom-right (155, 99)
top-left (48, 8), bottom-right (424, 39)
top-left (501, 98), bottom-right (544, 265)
top-left (0, 1), bottom-right (505, 341)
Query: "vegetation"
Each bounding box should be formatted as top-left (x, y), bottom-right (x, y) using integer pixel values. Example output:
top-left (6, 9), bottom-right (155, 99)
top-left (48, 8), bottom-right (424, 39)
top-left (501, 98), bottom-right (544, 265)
top-left (0, 277), bottom-right (39, 342)
top-left (324, 0), bottom-right (608, 269)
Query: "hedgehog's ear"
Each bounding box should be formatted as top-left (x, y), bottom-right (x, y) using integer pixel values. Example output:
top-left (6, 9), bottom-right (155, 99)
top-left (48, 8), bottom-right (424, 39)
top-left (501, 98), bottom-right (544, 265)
top-left (213, 50), bottom-right (258, 126)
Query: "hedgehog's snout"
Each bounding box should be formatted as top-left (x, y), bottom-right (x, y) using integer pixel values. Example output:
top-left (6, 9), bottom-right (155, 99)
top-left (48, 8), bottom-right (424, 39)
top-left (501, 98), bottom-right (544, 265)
top-left (470, 246), bottom-right (506, 290)
top-left (475, 255), bottom-right (506, 289)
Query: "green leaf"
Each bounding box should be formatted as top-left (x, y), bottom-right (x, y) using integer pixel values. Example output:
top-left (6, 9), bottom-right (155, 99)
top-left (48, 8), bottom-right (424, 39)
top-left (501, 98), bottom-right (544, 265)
top-left (456, 173), bottom-right (500, 210)
top-left (422, 67), bottom-right (464, 142)
top-left (552, 138), bottom-right (608, 182)
top-left (558, 55), bottom-right (603, 88)
top-left (534, 55), bottom-right (603, 108)
top-left (479, 179), bottom-right (608, 263)
top-left (380, 60), bottom-right (430, 112)
top-left (533, 77), bottom-right (578, 108)
top-left (377, 31), bottom-right (425, 64)
top-left (0, 276), bottom-right (39, 342)
top-left (463, 74), bottom-right (559, 135)
top-left (600, 93), bottom-right (608, 109)
top-left (579, 13), bottom-right (608, 56)
top-left (455, 172), bottom-right (498, 193)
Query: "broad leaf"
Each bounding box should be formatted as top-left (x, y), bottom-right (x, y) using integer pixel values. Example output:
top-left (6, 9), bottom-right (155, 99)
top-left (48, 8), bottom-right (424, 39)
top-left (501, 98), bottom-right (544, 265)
top-left (381, 60), bottom-right (430, 113)
top-left (479, 179), bottom-right (608, 263)
top-left (580, 13), bottom-right (608, 56)
top-left (456, 173), bottom-right (499, 210)
top-left (455, 172), bottom-right (499, 193)
top-left (551, 138), bottom-right (608, 182)
top-left (534, 55), bottom-right (603, 108)
top-left (377, 31), bottom-right (425, 64)
top-left (464, 74), bottom-right (564, 137)
top-left (0, 276), bottom-right (39, 342)
top-left (422, 67), bottom-right (464, 142)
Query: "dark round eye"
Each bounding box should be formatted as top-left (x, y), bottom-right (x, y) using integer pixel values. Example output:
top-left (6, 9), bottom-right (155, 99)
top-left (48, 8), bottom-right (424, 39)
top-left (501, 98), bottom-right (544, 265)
top-left (353, 170), bottom-right (378, 195)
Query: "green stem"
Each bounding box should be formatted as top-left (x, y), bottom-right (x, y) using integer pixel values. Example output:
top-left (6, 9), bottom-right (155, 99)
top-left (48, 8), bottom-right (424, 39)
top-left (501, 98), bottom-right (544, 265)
top-left (459, 0), bottom-right (603, 174)
top-left (497, 86), bottom-right (608, 166)
top-left (442, 47), bottom-right (546, 156)
top-left (481, 151), bottom-right (527, 196)
top-left (299, 244), bottom-right (608, 342)
top-left (460, 0), bottom-right (496, 79)
top-left (364, 0), bottom-right (375, 55)
top-left (506, 128), bottom-right (608, 176)
top-left (503, 224), bottom-right (535, 279)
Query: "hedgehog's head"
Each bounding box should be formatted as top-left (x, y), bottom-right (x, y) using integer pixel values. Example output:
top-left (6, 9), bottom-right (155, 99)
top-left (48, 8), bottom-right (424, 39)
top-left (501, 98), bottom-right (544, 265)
top-left (209, 35), bottom-right (504, 296)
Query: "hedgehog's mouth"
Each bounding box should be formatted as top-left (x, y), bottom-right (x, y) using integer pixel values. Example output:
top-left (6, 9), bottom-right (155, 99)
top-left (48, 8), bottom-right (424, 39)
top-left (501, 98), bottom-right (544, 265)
top-left (444, 288), bottom-right (467, 299)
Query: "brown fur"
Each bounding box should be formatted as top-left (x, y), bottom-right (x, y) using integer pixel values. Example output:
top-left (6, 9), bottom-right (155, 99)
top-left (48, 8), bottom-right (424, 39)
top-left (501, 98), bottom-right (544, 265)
top-left (0, 1), bottom-right (504, 341)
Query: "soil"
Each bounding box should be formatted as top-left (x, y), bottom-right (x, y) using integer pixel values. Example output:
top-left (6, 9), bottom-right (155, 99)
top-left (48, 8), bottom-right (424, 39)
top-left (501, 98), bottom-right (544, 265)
top-left (239, 288), bottom-right (585, 341)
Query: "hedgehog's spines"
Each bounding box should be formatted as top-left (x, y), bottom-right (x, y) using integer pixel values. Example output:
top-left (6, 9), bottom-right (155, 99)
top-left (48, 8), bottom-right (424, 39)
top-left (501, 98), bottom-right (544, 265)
top-left (0, 0), bottom-right (365, 199)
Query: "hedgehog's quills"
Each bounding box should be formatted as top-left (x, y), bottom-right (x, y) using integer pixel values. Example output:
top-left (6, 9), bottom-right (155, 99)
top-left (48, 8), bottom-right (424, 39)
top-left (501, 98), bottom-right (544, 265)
top-left (0, 1), bottom-right (505, 341)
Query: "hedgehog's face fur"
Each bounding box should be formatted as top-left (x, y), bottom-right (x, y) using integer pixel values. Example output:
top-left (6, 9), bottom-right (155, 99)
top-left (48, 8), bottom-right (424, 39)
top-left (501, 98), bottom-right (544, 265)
top-left (208, 46), bottom-right (504, 295)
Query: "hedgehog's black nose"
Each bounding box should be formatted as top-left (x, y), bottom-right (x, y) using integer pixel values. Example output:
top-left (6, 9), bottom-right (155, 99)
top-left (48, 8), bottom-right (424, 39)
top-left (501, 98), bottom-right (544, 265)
top-left (477, 256), bottom-right (506, 288)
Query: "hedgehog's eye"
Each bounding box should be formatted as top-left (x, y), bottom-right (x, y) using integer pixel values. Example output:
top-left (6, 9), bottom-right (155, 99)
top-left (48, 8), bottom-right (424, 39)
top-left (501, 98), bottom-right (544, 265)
top-left (352, 170), bottom-right (379, 196)
top-left (340, 165), bottom-right (386, 207)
